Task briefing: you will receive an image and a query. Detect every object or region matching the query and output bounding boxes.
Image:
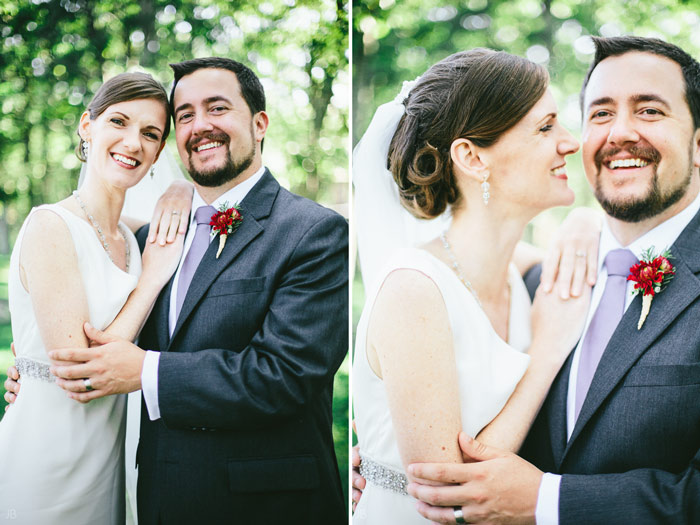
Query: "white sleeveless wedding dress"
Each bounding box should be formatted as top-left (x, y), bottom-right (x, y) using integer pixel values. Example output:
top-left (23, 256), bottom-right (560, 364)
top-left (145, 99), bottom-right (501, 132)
top-left (353, 248), bottom-right (532, 524)
top-left (0, 204), bottom-right (141, 524)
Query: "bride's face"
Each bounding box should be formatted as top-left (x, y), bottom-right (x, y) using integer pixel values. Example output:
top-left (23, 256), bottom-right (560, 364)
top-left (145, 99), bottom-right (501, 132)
top-left (80, 98), bottom-right (167, 189)
top-left (483, 89), bottom-right (579, 211)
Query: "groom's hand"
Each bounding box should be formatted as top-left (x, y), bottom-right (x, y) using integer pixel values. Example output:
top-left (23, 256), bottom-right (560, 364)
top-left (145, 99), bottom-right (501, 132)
top-left (407, 433), bottom-right (541, 524)
top-left (49, 323), bottom-right (145, 403)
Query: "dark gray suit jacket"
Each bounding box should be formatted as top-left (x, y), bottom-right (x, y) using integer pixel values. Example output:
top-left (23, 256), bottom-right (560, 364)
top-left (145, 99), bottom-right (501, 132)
top-left (521, 207), bottom-right (700, 524)
top-left (134, 170), bottom-right (348, 524)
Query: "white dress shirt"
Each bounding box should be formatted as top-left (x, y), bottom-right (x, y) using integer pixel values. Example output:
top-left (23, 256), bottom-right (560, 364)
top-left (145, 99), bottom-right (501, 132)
top-left (141, 166), bottom-right (266, 421)
top-left (535, 190), bottom-right (700, 524)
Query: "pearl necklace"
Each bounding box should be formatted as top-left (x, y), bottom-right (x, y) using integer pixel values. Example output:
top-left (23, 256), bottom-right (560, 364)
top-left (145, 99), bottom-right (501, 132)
top-left (72, 191), bottom-right (130, 273)
top-left (439, 232), bottom-right (481, 307)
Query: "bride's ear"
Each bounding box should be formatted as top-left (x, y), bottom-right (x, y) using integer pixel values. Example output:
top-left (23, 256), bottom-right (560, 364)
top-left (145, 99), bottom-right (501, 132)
top-left (450, 138), bottom-right (488, 183)
top-left (78, 111), bottom-right (91, 143)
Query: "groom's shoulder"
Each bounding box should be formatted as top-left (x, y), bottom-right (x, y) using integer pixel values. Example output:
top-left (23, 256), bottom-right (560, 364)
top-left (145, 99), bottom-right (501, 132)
top-left (269, 179), bottom-right (347, 234)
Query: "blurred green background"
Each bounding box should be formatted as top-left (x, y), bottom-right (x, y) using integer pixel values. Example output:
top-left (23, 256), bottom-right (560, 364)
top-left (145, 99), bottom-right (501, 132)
top-left (351, 0), bottom-right (700, 345)
top-left (0, 0), bottom-right (349, 502)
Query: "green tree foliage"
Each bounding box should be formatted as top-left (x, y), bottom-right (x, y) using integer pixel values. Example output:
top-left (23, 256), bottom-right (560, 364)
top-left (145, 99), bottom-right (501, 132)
top-left (0, 0), bottom-right (349, 252)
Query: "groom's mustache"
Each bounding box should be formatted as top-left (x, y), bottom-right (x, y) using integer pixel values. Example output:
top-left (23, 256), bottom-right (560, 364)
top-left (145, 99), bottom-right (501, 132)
top-left (594, 142), bottom-right (661, 172)
top-left (186, 132), bottom-right (230, 155)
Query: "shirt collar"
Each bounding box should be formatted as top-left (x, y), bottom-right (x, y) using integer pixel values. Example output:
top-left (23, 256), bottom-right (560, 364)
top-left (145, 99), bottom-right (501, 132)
top-left (190, 166), bottom-right (266, 221)
top-left (598, 189), bottom-right (700, 270)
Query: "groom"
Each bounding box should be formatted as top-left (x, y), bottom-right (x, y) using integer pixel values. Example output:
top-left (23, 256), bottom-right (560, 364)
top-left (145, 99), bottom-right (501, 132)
top-left (353, 36), bottom-right (700, 524)
top-left (404, 36), bottom-right (700, 524)
top-left (47, 58), bottom-right (348, 524)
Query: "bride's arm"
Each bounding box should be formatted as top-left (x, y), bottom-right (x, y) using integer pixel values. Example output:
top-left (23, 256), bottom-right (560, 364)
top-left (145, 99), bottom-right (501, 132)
top-left (367, 269), bottom-right (463, 478)
top-left (20, 210), bottom-right (182, 352)
top-left (20, 211), bottom-right (94, 350)
top-left (474, 285), bottom-right (591, 452)
top-left (97, 234), bottom-right (182, 342)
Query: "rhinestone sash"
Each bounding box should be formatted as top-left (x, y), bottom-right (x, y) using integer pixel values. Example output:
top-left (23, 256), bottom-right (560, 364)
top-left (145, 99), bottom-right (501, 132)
top-left (15, 356), bottom-right (55, 383)
top-left (359, 455), bottom-right (409, 495)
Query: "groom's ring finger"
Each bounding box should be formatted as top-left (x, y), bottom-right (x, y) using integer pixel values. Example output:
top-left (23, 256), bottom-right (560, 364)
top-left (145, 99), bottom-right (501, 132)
top-left (55, 378), bottom-right (95, 393)
top-left (415, 500), bottom-right (466, 524)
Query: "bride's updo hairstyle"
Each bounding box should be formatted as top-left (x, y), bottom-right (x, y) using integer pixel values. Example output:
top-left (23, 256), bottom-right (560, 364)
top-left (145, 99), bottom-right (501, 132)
top-left (76, 72), bottom-right (171, 162)
top-left (388, 49), bottom-right (549, 218)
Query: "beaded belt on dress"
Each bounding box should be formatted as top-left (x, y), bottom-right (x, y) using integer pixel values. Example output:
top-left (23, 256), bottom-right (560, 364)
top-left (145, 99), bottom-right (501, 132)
top-left (15, 356), bottom-right (55, 383)
top-left (359, 455), bottom-right (409, 495)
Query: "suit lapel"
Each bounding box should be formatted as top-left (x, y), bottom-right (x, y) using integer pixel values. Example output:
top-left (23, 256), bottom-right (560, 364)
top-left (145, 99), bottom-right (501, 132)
top-left (156, 278), bottom-right (174, 350)
top-left (548, 354), bottom-right (572, 469)
top-left (562, 211), bottom-right (700, 462)
top-left (167, 170), bottom-right (279, 347)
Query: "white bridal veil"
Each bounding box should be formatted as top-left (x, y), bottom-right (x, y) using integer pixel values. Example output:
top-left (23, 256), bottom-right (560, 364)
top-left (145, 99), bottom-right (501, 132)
top-left (352, 79), bottom-right (451, 291)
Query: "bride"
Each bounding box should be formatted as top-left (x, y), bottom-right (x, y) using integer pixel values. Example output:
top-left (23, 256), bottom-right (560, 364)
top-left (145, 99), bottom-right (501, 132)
top-left (0, 72), bottom-right (190, 524)
top-left (352, 49), bottom-right (595, 523)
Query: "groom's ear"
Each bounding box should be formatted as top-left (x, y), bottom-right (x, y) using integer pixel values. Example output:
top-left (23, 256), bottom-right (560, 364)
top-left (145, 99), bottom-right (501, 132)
top-left (693, 127), bottom-right (700, 169)
top-left (253, 111), bottom-right (269, 143)
top-left (450, 138), bottom-right (488, 182)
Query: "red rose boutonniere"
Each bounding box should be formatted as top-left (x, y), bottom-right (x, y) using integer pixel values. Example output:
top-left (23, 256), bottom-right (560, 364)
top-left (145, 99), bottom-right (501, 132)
top-left (210, 202), bottom-right (243, 259)
top-left (627, 247), bottom-right (675, 330)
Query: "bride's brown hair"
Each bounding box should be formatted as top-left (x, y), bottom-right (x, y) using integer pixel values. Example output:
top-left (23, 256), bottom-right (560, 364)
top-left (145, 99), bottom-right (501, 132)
top-left (75, 72), bottom-right (171, 162)
top-left (388, 49), bottom-right (549, 218)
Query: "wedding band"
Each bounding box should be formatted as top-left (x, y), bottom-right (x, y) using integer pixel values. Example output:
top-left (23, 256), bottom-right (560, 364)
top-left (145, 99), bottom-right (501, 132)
top-left (84, 378), bottom-right (94, 392)
top-left (172, 210), bottom-right (181, 215)
top-left (454, 507), bottom-right (467, 523)
top-left (575, 250), bottom-right (586, 258)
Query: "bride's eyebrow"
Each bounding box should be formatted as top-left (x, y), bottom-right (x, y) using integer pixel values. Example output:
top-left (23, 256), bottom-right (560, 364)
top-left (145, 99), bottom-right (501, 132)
top-left (109, 111), bottom-right (162, 133)
top-left (535, 112), bottom-right (557, 126)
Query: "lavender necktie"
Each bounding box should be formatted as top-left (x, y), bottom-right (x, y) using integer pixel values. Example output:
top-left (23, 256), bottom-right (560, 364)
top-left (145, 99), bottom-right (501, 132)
top-left (574, 248), bottom-right (638, 420)
top-left (175, 205), bottom-right (216, 319)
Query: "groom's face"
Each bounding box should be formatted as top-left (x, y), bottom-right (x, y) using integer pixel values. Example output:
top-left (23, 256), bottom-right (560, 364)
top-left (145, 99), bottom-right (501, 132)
top-left (581, 51), bottom-right (700, 223)
top-left (172, 68), bottom-right (267, 187)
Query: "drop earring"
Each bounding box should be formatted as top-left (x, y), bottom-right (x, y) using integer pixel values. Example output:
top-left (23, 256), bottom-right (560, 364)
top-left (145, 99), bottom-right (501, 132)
top-left (82, 140), bottom-right (89, 159)
top-left (150, 166), bottom-right (155, 179)
top-left (481, 173), bottom-right (490, 206)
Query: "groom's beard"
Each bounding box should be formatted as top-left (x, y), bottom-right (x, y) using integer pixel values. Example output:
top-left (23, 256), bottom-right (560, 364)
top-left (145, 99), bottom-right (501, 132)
top-left (592, 142), bottom-right (691, 223)
top-left (186, 127), bottom-right (255, 187)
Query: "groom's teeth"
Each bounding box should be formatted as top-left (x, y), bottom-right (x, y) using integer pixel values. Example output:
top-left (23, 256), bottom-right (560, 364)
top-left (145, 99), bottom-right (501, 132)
top-left (195, 142), bottom-right (223, 152)
top-left (113, 153), bottom-right (136, 166)
top-left (609, 158), bottom-right (649, 169)
top-left (550, 166), bottom-right (566, 176)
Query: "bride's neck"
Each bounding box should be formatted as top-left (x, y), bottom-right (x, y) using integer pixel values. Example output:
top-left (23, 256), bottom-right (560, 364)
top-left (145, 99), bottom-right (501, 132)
top-left (74, 176), bottom-right (126, 234)
top-left (441, 204), bottom-right (529, 303)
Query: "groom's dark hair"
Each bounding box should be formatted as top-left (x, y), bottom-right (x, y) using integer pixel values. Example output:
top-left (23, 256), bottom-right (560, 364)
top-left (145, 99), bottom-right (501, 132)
top-left (168, 57), bottom-right (266, 117)
top-left (581, 36), bottom-right (700, 130)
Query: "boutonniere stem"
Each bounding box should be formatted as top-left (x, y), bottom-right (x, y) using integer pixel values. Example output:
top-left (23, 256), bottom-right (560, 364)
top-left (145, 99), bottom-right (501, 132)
top-left (627, 247), bottom-right (675, 330)
top-left (210, 202), bottom-right (243, 259)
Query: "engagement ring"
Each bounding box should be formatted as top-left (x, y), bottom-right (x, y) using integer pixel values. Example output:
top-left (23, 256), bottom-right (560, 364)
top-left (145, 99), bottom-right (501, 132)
top-left (575, 250), bottom-right (586, 258)
top-left (454, 507), bottom-right (467, 523)
top-left (84, 378), bottom-right (94, 392)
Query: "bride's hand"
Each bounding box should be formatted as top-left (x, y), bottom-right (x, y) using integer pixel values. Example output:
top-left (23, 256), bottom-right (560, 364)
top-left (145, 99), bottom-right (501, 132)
top-left (530, 284), bottom-right (591, 366)
top-left (141, 229), bottom-right (185, 288)
top-left (147, 180), bottom-right (194, 246)
top-left (540, 207), bottom-right (602, 299)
